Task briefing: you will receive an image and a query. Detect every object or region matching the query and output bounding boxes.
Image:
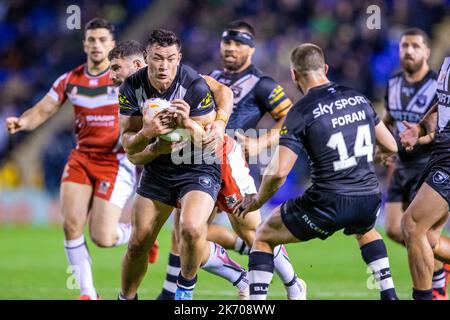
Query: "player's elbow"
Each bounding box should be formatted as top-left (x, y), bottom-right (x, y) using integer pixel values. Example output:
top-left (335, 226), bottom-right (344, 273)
top-left (271, 168), bottom-right (290, 181)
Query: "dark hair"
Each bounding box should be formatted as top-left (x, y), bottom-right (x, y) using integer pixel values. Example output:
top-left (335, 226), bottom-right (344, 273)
top-left (84, 17), bottom-right (115, 39)
top-left (225, 20), bottom-right (255, 37)
top-left (401, 28), bottom-right (429, 47)
top-left (290, 43), bottom-right (325, 72)
top-left (108, 40), bottom-right (145, 61)
top-left (146, 29), bottom-right (181, 50)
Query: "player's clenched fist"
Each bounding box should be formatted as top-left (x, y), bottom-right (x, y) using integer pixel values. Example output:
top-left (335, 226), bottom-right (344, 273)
top-left (5, 117), bottom-right (28, 134)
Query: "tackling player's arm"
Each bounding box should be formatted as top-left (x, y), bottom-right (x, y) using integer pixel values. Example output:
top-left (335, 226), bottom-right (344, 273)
top-left (236, 77), bottom-right (293, 157)
top-left (400, 103), bottom-right (438, 150)
top-left (202, 75), bottom-right (233, 144)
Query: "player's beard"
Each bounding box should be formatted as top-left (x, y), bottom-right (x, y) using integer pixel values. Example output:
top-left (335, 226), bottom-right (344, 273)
top-left (401, 57), bottom-right (424, 76)
top-left (223, 54), bottom-right (248, 72)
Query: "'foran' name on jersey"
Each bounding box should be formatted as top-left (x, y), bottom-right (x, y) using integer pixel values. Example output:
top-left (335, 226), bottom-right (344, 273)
top-left (331, 110), bottom-right (367, 128)
top-left (312, 95), bottom-right (368, 119)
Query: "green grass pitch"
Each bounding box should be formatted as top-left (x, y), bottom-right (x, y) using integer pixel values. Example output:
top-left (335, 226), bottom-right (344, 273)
top-left (0, 224), bottom-right (414, 300)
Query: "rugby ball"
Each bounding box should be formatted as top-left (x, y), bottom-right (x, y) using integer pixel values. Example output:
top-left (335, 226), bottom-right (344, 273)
top-left (143, 98), bottom-right (189, 142)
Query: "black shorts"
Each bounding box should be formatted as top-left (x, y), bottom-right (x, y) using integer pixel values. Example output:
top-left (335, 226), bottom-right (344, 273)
top-left (137, 162), bottom-right (221, 207)
top-left (387, 166), bottom-right (424, 203)
top-left (416, 159), bottom-right (450, 207)
top-left (280, 187), bottom-right (382, 241)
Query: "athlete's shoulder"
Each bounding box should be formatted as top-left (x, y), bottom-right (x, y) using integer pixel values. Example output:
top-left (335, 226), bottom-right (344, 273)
top-left (69, 64), bottom-right (86, 76)
top-left (334, 83), bottom-right (367, 97)
top-left (179, 64), bottom-right (202, 86)
top-left (248, 65), bottom-right (265, 78)
top-left (55, 64), bottom-right (84, 83)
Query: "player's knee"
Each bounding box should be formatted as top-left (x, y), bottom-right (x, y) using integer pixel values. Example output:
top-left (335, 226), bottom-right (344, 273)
top-left (180, 223), bottom-right (203, 244)
top-left (63, 215), bottom-right (85, 238)
top-left (90, 232), bottom-right (116, 248)
top-left (127, 237), bottom-right (149, 258)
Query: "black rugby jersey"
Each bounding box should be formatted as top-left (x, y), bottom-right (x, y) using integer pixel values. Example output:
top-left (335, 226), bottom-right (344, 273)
top-left (432, 57), bottom-right (450, 161)
top-left (118, 64), bottom-right (218, 169)
top-left (385, 70), bottom-right (437, 166)
top-left (210, 65), bottom-right (292, 131)
top-left (119, 64), bottom-right (215, 118)
top-left (279, 83), bottom-right (380, 195)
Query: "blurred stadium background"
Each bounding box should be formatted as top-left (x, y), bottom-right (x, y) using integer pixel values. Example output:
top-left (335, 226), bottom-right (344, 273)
top-left (1, 0), bottom-right (450, 299)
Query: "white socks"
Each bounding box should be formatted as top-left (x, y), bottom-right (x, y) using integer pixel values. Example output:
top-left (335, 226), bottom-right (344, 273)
top-left (64, 235), bottom-right (97, 299)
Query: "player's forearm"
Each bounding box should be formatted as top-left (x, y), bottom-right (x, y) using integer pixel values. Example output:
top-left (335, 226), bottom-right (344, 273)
top-left (418, 131), bottom-right (435, 145)
top-left (420, 105), bottom-right (437, 136)
top-left (256, 174), bottom-right (286, 206)
top-left (127, 143), bottom-right (160, 165)
top-left (213, 86), bottom-right (233, 124)
top-left (185, 119), bottom-right (207, 147)
top-left (256, 118), bottom-right (285, 151)
top-left (121, 131), bottom-right (151, 155)
top-left (20, 97), bottom-right (60, 131)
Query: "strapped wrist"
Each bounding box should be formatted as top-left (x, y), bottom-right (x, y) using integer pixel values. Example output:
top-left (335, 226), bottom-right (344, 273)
top-left (215, 109), bottom-right (229, 125)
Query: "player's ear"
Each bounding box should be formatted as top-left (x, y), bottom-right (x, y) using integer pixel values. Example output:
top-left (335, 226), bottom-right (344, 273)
top-left (249, 47), bottom-right (255, 56)
top-left (82, 38), bottom-right (89, 55)
top-left (290, 68), bottom-right (297, 82)
top-left (133, 58), bottom-right (143, 69)
top-left (324, 64), bottom-right (329, 75)
top-left (425, 46), bottom-right (431, 60)
top-left (143, 50), bottom-right (148, 62)
top-left (177, 52), bottom-right (182, 66)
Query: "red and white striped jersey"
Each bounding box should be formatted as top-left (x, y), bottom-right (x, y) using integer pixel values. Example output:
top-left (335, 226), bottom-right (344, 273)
top-left (47, 64), bottom-right (121, 153)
